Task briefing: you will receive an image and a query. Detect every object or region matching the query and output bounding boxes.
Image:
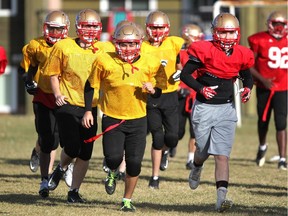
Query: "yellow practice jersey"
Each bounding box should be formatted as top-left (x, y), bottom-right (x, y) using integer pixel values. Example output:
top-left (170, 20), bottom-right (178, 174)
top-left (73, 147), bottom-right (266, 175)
top-left (20, 37), bottom-right (53, 92)
top-left (141, 36), bottom-right (184, 93)
top-left (45, 38), bottom-right (113, 107)
top-left (88, 52), bottom-right (167, 120)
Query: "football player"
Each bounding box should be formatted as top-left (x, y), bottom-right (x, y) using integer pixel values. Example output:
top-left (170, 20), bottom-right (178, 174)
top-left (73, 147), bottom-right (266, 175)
top-left (46, 9), bottom-right (114, 203)
top-left (248, 11), bottom-right (287, 170)
top-left (140, 10), bottom-right (184, 189)
top-left (82, 24), bottom-right (166, 212)
top-left (180, 13), bottom-right (254, 212)
top-left (18, 10), bottom-right (70, 198)
top-left (175, 24), bottom-right (204, 169)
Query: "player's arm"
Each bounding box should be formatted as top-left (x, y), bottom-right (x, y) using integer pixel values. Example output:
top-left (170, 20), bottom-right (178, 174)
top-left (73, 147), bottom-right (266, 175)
top-left (239, 69), bottom-right (254, 103)
top-left (172, 54), bottom-right (182, 82)
top-left (21, 65), bottom-right (38, 95)
top-left (51, 74), bottom-right (67, 106)
top-left (180, 56), bottom-right (218, 100)
top-left (82, 80), bottom-right (94, 129)
top-left (250, 53), bottom-right (274, 89)
top-left (180, 56), bottom-right (203, 92)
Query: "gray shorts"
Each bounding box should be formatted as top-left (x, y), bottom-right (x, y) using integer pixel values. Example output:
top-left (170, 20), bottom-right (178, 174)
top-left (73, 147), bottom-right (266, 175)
top-left (191, 100), bottom-right (238, 158)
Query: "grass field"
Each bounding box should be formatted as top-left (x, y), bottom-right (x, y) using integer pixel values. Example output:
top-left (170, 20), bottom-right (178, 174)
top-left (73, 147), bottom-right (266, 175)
top-left (0, 114), bottom-right (287, 216)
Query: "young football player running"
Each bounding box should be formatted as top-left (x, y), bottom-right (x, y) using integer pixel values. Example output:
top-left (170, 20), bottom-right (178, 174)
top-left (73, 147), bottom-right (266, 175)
top-left (82, 24), bottom-right (166, 212)
top-left (18, 10), bottom-right (70, 198)
top-left (248, 11), bottom-right (287, 170)
top-left (46, 9), bottom-right (114, 203)
top-left (180, 13), bottom-right (254, 212)
top-left (173, 24), bottom-right (204, 169)
top-left (140, 10), bottom-right (184, 189)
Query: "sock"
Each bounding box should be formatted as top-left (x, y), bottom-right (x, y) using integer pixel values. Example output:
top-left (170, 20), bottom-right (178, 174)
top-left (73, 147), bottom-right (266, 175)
top-left (216, 181), bottom-right (228, 189)
top-left (259, 144), bottom-right (267, 151)
top-left (153, 176), bottom-right (159, 180)
top-left (280, 157), bottom-right (286, 162)
top-left (122, 198), bottom-right (131, 202)
top-left (41, 176), bottom-right (48, 181)
top-left (70, 188), bottom-right (79, 192)
top-left (187, 152), bottom-right (194, 162)
top-left (163, 150), bottom-right (169, 155)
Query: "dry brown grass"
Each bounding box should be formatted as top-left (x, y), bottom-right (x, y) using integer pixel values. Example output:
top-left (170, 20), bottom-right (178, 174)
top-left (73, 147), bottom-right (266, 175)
top-left (0, 114), bottom-right (287, 216)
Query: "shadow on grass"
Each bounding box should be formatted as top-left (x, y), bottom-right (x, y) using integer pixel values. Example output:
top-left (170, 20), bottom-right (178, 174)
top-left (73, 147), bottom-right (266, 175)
top-left (136, 201), bottom-right (287, 215)
top-left (3, 193), bottom-right (285, 216)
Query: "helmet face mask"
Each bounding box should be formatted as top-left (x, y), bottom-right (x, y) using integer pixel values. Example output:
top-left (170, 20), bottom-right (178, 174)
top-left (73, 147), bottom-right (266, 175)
top-left (75, 9), bottom-right (102, 43)
top-left (43, 10), bottom-right (70, 44)
top-left (182, 24), bottom-right (204, 45)
top-left (267, 11), bottom-right (287, 39)
top-left (212, 13), bottom-right (240, 51)
top-left (145, 11), bottom-right (170, 42)
top-left (113, 25), bottom-right (142, 63)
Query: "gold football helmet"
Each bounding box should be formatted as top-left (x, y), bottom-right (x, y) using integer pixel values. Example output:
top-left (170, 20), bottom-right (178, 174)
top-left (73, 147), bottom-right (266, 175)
top-left (75, 9), bottom-right (102, 43)
top-left (182, 24), bottom-right (204, 46)
top-left (211, 13), bottom-right (240, 51)
top-left (145, 11), bottom-right (170, 42)
top-left (43, 10), bottom-right (70, 44)
top-left (267, 11), bottom-right (287, 39)
top-left (113, 24), bottom-right (142, 63)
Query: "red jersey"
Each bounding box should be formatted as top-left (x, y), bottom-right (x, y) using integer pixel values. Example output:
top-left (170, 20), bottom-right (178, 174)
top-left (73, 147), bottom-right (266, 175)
top-left (248, 31), bottom-right (288, 91)
top-left (187, 41), bottom-right (254, 79)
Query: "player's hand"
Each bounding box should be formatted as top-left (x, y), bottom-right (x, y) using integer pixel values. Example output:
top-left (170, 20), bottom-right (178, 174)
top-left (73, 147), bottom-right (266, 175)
top-left (25, 80), bottom-right (38, 95)
top-left (262, 77), bottom-right (275, 89)
top-left (55, 94), bottom-right (67, 106)
top-left (200, 85), bottom-right (218, 100)
top-left (178, 88), bottom-right (190, 98)
top-left (239, 87), bottom-right (251, 103)
top-left (172, 70), bottom-right (181, 82)
top-left (82, 111), bottom-right (94, 129)
top-left (142, 82), bottom-right (155, 94)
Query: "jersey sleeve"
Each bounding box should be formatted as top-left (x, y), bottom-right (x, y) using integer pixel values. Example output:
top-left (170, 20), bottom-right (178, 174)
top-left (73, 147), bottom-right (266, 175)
top-left (88, 55), bottom-right (106, 90)
top-left (187, 41), bottom-right (208, 63)
top-left (241, 48), bottom-right (255, 70)
top-left (25, 39), bottom-right (40, 67)
top-left (44, 44), bottom-right (63, 76)
top-left (171, 36), bottom-right (185, 54)
top-left (20, 44), bottom-right (30, 71)
top-left (247, 34), bottom-right (260, 53)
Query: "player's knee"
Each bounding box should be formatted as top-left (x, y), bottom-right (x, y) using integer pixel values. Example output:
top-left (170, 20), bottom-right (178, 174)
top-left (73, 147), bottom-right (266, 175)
top-left (178, 129), bottom-right (185, 140)
top-left (126, 161), bottom-right (141, 177)
top-left (106, 155), bottom-right (123, 170)
top-left (40, 136), bottom-right (58, 153)
top-left (164, 133), bottom-right (178, 148)
top-left (275, 118), bottom-right (287, 131)
top-left (195, 147), bottom-right (209, 161)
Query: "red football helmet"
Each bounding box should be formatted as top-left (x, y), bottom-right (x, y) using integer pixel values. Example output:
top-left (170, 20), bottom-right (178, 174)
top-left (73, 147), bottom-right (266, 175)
top-left (145, 11), bottom-right (170, 42)
top-left (75, 9), bottom-right (102, 43)
top-left (43, 10), bottom-right (70, 44)
top-left (267, 11), bottom-right (287, 39)
top-left (212, 13), bottom-right (240, 51)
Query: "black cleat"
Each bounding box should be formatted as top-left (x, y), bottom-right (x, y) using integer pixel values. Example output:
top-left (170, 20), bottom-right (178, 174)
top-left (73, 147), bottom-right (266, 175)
top-left (48, 164), bottom-right (65, 190)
